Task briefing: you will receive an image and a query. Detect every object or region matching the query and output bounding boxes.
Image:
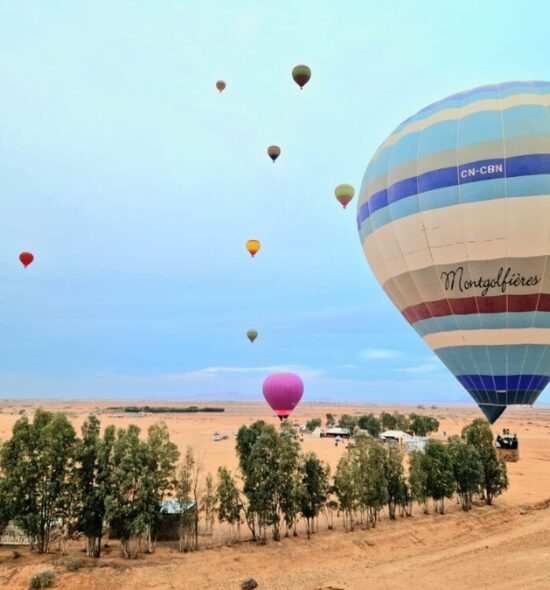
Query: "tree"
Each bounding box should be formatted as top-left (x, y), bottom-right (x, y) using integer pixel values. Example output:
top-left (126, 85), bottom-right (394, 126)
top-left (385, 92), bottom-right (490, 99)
top-left (338, 414), bottom-right (357, 432)
top-left (299, 453), bottom-right (328, 539)
top-left (74, 416), bottom-right (115, 557)
top-left (216, 467), bottom-right (242, 542)
top-left (380, 411), bottom-right (397, 431)
top-left (325, 413), bottom-right (336, 428)
top-left (448, 436), bottom-right (483, 510)
top-left (277, 434), bottom-right (301, 538)
top-left (408, 414), bottom-right (440, 436)
top-left (333, 455), bottom-right (356, 531)
top-left (462, 419), bottom-right (508, 504)
top-left (357, 414), bottom-right (381, 437)
top-left (235, 421), bottom-right (270, 475)
top-left (176, 446), bottom-right (201, 551)
top-left (0, 410), bottom-right (77, 553)
top-left (352, 439), bottom-right (387, 528)
top-left (408, 450), bottom-right (429, 514)
top-left (202, 473), bottom-right (216, 536)
top-left (423, 440), bottom-right (455, 514)
top-left (383, 446), bottom-right (406, 520)
top-left (103, 424), bottom-right (177, 557)
top-left (142, 423), bottom-right (179, 552)
top-left (305, 418), bottom-right (322, 432)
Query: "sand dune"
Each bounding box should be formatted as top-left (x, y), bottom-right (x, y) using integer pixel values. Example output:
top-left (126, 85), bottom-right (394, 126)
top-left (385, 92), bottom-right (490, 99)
top-left (0, 400), bottom-right (549, 590)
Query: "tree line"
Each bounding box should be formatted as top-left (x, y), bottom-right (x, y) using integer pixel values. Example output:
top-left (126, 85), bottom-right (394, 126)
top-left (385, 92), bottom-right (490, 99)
top-left (0, 410), bottom-right (507, 558)
top-left (306, 411), bottom-right (440, 437)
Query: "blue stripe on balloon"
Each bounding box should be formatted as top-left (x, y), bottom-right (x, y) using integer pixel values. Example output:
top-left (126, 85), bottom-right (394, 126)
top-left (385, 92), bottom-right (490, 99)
top-left (357, 154), bottom-right (550, 228)
top-left (358, 174), bottom-right (550, 240)
top-left (456, 374), bottom-right (550, 392)
top-left (434, 344), bottom-right (550, 376)
top-left (413, 312), bottom-right (550, 337)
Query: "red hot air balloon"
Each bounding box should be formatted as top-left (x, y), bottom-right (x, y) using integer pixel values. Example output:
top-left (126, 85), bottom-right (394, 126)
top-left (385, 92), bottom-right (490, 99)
top-left (19, 252), bottom-right (34, 268)
top-left (262, 372), bottom-right (304, 420)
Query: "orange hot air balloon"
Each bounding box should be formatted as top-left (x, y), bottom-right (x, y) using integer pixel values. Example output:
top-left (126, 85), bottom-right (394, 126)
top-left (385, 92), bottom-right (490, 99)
top-left (246, 239), bottom-right (261, 257)
top-left (267, 145), bottom-right (281, 163)
top-left (19, 252), bottom-right (34, 268)
top-left (216, 80), bottom-right (226, 93)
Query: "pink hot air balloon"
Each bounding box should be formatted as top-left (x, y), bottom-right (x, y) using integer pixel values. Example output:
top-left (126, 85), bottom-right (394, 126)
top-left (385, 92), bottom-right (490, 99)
top-left (262, 372), bottom-right (304, 420)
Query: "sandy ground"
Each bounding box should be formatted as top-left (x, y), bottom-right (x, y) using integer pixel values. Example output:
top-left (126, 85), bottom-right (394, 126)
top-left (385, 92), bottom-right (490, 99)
top-left (0, 400), bottom-right (549, 590)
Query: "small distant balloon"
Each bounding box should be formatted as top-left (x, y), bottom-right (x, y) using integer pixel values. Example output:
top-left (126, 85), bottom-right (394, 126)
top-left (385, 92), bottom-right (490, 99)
top-left (292, 65), bottom-right (311, 89)
top-left (335, 184), bottom-right (355, 209)
top-left (19, 252), bottom-right (34, 268)
top-left (246, 239), bottom-right (261, 257)
top-left (216, 80), bottom-right (226, 93)
top-left (247, 329), bottom-right (258, 343)
top-left (267, 145), bottom-right (281, 163)
top-left (263, 372), bottom-right (304, 420)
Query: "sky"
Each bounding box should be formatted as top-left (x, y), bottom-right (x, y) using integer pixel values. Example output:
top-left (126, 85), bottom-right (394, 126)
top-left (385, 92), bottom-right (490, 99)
top-left (1, 0), bottom-right (550, 405)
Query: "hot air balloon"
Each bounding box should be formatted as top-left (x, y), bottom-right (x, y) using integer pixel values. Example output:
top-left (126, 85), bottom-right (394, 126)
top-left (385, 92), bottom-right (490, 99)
top-left (246, 239), bottom-right (261, 257)
top-left (263, 372), bottom-right (304, 420)
top-left (292, 65), bottom-right (311, 89)
top-left (216, 80), bottom-right (226, 93)
top-left (267, 145), bottom-right (281, 163)
top-left (247, 329), bottom-right (258, 343)
top-left (19, 252), bottom-right (34, 268)
top-left (357, 80), bottom-right (550, 424)
top-left (335, 184), bottom-right (355, 209)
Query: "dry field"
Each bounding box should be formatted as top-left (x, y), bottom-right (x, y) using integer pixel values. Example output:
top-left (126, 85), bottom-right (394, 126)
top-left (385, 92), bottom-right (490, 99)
top-left (0, 400), bottom-right (549, 590)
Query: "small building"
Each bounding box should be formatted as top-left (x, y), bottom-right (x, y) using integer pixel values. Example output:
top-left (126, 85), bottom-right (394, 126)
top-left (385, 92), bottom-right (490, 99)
top-left (157, 500), bottom-right (196, 541)
top-left (0, 522), bottom-right (30, 546)
top-left (310, 426), bottom-right (323, 438)
top-left (325, 427), bottom-right (351, 439)
top-left (379, 430), bottom-right (426, 452)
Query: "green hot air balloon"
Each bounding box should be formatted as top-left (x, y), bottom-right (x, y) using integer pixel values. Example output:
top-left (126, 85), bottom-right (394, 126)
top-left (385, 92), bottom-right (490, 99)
top-left (292, 65), bottom-right (311, 89)
top-left (267, 145), bottom-right (281, 162)
top-left (335, 184), bottom-right (355, 209)
top-left (247, 329), bottom-right (258, 343)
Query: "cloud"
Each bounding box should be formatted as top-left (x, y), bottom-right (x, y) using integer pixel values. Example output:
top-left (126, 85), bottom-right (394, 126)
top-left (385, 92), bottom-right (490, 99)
top-left (168, 365), bottom-right (324, 380)
top-left (361, 348), bottom-right (401, 360)
top-left (397, 362), bottom-right (441, 375)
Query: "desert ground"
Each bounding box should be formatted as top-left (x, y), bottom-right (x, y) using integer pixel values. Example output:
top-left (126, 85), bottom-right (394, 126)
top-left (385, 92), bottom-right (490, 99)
top-left (0, 400), bottom-right (549, 590)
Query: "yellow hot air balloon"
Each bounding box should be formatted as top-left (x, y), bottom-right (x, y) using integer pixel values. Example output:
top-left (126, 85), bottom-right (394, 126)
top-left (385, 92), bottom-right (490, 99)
top-left (292, 65), bottom-right (311, 89)
top-left (247, 329), bottom-right (258, 343)
top-left (267, 145), bottom-right (281, 163)
top-left (335, 184), bottom-right (355, 209)
top-left (246, 239), bottom-right (261, 257)
top-left (216, 80), bottom-right (226, 93)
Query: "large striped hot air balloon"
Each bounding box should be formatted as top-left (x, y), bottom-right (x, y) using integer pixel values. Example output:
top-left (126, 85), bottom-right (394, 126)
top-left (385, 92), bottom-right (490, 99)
top-left (357, 81), bottom-right (550, 424)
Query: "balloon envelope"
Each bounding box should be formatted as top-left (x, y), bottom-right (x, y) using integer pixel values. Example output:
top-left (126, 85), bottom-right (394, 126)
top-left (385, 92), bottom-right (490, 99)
top-left (292, 65), bottom-right (311, 89)
top-left (19, 252), bottom-right (34, 268)
top-left (216, 80), bottom-right (226, 93)
top-left (262, 372), bottom-right (304, 419)
top-left (335, 184), bottom-right (355, 209)
top-left (247, 329), bottom-right (258, 343)
top-left (246, 239), bottom-right (261, 257)
top-left (357, 81), bottom-right (550, 424)
top-left (267, 145), bottom-right (281, 162)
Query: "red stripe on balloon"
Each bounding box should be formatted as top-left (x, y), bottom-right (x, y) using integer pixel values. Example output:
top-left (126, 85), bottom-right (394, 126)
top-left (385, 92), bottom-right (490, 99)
top-left (403, 293), bottom-right (550, 324)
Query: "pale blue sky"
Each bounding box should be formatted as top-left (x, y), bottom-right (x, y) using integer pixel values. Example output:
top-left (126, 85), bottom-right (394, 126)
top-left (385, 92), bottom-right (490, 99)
top-left (1, 0), bottom-right (549, 404)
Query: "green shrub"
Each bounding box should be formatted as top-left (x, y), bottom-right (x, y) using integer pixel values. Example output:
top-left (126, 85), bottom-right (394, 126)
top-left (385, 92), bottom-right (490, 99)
top-left (28, 570), bottom-right (56, 589)
top-left (65, 556), bottom-right (82, 571)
